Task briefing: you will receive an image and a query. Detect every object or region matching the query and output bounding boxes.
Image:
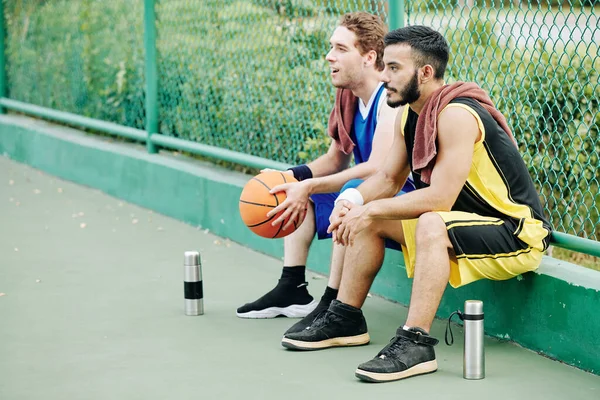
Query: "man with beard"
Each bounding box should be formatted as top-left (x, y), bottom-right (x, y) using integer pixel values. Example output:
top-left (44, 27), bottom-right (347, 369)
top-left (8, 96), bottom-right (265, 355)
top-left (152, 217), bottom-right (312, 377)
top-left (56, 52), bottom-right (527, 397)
top-left (282, 25), bottom-right (552, 383)
top-left (236, 12), bottom-right (415, 327)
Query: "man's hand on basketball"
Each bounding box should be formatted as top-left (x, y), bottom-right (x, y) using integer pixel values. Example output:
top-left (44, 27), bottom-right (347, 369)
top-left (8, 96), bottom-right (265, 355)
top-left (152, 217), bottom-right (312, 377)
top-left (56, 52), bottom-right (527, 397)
top-left (328, 201), bottom-right (372, 246)
top-left (267, 181), bottom-right (311, 230)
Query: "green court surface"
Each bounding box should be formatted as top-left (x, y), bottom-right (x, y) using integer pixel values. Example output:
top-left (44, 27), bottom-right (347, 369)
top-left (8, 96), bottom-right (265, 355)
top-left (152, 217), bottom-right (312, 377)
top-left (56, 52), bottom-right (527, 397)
top-left (1, 156), bottom-right (598, 400)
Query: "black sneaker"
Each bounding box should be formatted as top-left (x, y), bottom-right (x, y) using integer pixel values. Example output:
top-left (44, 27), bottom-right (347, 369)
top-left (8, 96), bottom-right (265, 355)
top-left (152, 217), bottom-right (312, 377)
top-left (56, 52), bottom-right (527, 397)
top-left (355, 327), bottom-right (438, 382)
top-left (281, 299), bottom-right (370, 350)
top-left (236, 280), bottom-right (317, 319)
top-left (284, 296), bottom-right (331, 335)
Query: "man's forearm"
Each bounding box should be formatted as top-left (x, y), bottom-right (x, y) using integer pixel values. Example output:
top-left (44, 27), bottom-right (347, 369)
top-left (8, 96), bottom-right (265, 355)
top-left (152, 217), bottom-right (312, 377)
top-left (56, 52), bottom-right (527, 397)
top-left (306, 153), bottom-right (348, 178)
top-left (307, 162), bottom-right (377, 195)
top-left (366, 187), bottom-right (449, 221)
top-left (358, 169), bottom-right (406, 204)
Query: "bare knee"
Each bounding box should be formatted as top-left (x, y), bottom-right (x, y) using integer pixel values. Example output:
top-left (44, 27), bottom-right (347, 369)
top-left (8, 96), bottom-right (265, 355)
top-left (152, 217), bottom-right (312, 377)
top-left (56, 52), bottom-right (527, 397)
top-left (415, 212), bottom-right (452, 248)
top-left (285, 203), bottom-right (315, 248)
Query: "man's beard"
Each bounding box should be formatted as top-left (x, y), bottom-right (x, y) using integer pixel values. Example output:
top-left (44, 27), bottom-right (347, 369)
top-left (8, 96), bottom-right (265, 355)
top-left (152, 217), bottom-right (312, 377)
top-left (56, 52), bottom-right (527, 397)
top-left (386, 71), bottom-right (420, 108)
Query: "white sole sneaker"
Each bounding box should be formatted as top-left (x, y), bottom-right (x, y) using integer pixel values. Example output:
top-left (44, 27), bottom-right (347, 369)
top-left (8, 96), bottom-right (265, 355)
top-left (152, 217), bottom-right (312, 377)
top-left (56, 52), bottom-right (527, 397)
top-left (236, 300), bottom-right (318, 319)
top-left (281, 333), bottom-right (370, 350)
top-left (355, 360), bottom-right (438, 382)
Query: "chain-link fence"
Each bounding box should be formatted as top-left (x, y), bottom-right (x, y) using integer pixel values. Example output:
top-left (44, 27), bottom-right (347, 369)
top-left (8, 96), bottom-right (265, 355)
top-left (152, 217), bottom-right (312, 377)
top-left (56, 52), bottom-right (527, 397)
top-left (405, 0), bottom-right (599, 240)
top-left (4, 0), bottom-right (147, 129)
top-left (3, 0), bottom-right (599, 241)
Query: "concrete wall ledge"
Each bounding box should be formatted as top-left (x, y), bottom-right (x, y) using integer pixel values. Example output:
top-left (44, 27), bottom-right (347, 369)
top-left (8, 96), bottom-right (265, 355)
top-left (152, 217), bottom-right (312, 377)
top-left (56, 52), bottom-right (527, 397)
top-left (1, 114), bottom-right (598, 375)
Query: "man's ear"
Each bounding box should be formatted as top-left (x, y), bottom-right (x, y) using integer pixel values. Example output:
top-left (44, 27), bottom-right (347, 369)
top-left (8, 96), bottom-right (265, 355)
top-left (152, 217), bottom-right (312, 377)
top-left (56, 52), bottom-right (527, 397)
top-left (364, 49), bottom-right (377, 67)
top-left (420, 64), bottom-right (436, 83)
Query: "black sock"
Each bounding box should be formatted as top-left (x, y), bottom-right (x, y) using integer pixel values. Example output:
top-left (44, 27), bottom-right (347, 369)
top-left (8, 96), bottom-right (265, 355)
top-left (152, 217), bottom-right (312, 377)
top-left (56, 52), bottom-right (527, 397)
top-left (281, 266), bottom-right (306, 285)
top-left (321, 286), bottom-right (338, 304)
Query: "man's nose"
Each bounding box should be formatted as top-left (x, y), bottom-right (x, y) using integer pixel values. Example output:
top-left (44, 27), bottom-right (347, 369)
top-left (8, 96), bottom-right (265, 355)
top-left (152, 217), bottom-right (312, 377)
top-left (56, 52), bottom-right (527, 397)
top-left (380, 70), bottom-right (390, 82)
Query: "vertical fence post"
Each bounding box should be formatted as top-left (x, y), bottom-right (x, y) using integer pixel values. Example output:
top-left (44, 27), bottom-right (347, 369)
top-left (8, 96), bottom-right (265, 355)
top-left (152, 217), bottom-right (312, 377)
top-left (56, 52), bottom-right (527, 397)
top-left (0, 0), bottom-right (7, 114)
top-left (388, 0), bottom-right (405, 30)
top-left (144, 0), bottom-right (158, 154)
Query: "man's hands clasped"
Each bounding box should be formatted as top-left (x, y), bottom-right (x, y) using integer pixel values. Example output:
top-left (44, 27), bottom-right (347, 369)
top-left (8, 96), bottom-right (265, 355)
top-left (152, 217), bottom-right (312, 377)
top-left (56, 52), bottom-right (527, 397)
top-left (327, 200), bottom-right (373, 246)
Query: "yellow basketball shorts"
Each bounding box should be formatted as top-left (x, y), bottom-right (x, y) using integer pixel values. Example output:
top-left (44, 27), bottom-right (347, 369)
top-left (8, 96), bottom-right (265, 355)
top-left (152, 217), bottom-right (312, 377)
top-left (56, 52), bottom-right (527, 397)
top-left (400, 211), bottom-right (543, 288)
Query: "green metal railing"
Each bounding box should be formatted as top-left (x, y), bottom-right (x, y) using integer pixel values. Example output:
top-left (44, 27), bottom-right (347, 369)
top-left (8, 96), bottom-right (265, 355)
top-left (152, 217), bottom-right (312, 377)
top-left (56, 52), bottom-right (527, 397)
top-left (1, 0), bottom-right (599, 257)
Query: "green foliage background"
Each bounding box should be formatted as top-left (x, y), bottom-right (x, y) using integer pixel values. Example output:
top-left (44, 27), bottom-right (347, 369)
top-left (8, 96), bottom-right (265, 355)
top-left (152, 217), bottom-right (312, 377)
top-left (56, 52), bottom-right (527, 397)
top-left (4, 0), bottom-right (599, 243)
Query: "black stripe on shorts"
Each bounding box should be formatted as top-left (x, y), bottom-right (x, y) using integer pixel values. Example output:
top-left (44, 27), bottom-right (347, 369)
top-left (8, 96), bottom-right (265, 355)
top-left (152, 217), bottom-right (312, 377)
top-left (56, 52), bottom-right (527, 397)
top-left (446, 219), bottom-right (530, 260)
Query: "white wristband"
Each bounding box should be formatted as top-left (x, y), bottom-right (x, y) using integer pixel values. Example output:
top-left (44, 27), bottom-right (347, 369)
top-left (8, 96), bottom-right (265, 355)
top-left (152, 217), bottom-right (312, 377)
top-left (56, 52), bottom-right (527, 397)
top-left (335, 188), bottom-right (364, 206)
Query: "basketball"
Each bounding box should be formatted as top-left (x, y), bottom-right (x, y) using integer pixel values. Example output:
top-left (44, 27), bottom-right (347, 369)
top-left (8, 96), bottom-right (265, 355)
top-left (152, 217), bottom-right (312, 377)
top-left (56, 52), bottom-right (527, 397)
top-left (239, 171), bottom-right (305, 239)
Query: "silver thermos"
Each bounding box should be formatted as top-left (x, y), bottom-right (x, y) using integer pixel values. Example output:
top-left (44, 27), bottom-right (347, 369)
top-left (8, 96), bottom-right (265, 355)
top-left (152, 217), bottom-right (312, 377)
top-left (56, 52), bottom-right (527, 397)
top-left (463, 300), bottom-right (484, 379)
top-left (184, 251), bottom-right (204, 315)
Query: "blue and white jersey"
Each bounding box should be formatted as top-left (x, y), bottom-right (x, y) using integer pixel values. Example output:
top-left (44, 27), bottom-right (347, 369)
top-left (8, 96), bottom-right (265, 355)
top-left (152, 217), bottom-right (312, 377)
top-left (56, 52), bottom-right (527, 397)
top-left (351, 83), bottom-right (415, 192)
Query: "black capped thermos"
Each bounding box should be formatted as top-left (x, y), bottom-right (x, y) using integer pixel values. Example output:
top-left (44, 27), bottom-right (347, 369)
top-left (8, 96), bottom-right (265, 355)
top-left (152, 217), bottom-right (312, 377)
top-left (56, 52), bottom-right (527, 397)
top-left (184, 251), bottom-right (203, 315)
top-left (463, 300), bottom-right (485, 380)
top-left (446, 300), bottom-right (485, 380)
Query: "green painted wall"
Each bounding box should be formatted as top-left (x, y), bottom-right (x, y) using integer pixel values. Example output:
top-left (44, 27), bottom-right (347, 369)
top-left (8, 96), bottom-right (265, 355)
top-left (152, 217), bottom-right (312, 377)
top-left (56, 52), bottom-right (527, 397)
top-left (1, 115), bottom-right (599, 374)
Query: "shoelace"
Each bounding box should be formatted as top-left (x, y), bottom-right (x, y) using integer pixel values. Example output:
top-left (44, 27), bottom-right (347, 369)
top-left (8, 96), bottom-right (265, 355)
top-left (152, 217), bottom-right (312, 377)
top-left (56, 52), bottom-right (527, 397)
top-left (376, 334), bottom-right (409, 359)
top-left (308, 310), bottom-right (343, 330)
top-left (303, 307), bottom-right (328, 330)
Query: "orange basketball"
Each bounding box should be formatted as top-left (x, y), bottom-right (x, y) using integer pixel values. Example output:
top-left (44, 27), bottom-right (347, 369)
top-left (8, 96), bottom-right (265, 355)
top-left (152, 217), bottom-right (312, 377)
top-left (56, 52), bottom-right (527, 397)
top-left (239, 171), bottom-right (305, 239)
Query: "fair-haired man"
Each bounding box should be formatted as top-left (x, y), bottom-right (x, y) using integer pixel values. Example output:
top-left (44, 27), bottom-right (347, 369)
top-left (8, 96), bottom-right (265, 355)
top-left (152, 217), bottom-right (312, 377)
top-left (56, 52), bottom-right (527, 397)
top-left (282, 25), bottom-right (552, 383)
top-left (236, 12), bottom-right (414, 332)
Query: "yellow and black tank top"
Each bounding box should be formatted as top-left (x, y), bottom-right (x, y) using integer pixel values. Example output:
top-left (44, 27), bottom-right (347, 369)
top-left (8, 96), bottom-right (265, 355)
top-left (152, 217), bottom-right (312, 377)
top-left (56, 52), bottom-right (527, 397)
top-left (401, 97), bottom-right (553, 251)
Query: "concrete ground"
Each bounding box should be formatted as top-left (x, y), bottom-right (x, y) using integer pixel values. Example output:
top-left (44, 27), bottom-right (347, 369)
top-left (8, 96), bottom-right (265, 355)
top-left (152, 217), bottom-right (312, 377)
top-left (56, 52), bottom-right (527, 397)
top-left (0, 155), bottom-right (598, 400)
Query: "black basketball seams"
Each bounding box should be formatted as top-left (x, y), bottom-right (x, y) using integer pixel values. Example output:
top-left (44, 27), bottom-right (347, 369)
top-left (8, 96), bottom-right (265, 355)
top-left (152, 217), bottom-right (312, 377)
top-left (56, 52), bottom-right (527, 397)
top-left (243, 173), bottom-right (290, 232)
top-left (246, 212), bottom-right (278, 228)
top-left (251, 176), bottom-right (281, 206)
top-left (239, 200), bottom-right (277, 208)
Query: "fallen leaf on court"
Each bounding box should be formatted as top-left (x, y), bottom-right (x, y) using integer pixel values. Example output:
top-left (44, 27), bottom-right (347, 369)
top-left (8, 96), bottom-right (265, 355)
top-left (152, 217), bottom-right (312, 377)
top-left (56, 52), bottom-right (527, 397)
top-left (35, 279), bottom-right (41, 283)
top-left (33, 189), bottom-right (41, 194)
top-left (214, 240), bottom-right (221, 245)
top-left (0, 293), bottom-right (5, 297)
top-left (78, 212), bottom-right (84, 217)
top-left (204, 229), bottom-right (209, 234)
top-left (15, 202), bottom-right (20, 206)
top-left (132, 219), bottom-right (138, 224)
top-left (118, 202), bottom-right (123, 207)
top-left (8, 180), bottom-right (14, 185)
top-left (57, 188), bottom-right (63, 193)
top-left (9, 198), bottom-right (13, 202)
top-left (157, 227), bottom-right (164, 231)
top-left (80, 223), bottom-right (86, 228)
top-left (14, 248), bottom-right (18, 252)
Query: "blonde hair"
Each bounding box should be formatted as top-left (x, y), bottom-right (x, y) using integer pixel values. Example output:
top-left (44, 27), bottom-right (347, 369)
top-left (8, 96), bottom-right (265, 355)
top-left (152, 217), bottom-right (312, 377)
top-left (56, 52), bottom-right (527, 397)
top-left (339, 12), bottom-right (387, 71)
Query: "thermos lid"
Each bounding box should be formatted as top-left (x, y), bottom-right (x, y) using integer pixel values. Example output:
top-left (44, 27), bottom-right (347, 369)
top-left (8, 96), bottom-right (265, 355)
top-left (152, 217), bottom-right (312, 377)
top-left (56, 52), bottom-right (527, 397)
top-left (464, 300), bottom-right (483, 315)
top-left (184, 251), bottom-right (200, 266)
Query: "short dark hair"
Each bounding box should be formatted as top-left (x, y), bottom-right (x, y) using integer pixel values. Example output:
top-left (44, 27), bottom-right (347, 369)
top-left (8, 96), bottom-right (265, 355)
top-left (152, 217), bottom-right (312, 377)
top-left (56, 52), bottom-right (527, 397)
top-left (384, 25), bottom-right (449, 79)
top-left (339, 12), bottom-right (387, 71)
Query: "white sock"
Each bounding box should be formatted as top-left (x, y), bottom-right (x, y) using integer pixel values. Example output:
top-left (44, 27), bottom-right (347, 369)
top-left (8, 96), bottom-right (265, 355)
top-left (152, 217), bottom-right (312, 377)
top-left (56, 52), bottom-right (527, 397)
top-left (403, 325), bottom-right (411, 331)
